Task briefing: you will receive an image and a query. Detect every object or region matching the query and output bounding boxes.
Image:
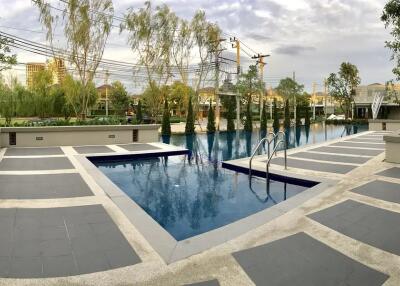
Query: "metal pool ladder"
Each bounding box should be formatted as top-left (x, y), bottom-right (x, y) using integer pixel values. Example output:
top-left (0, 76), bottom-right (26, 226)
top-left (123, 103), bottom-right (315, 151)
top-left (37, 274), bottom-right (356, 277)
top-left (249, 131), bottom-right (287, 180)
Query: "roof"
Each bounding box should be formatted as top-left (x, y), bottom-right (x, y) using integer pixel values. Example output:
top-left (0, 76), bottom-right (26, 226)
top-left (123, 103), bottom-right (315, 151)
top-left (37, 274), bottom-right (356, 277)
top-left (96, 84), bottom-right (113, 90)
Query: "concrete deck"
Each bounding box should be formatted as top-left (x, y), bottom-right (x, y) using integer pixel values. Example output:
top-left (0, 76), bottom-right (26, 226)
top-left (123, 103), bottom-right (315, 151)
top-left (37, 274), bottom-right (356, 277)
top-left (0, 131), bottom-right (400, 285)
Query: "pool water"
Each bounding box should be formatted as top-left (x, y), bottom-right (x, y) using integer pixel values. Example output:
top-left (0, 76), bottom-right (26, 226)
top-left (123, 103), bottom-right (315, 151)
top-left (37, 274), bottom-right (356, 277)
top-left (94, 155), bottom-right (310, 241)
top-left (162, 123), bottom-right (368, 162)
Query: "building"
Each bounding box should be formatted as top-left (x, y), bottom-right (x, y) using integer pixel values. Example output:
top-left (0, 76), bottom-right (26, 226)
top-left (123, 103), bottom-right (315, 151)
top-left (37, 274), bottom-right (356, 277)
top-left (26, 58), bottom-right (67, 89)
top-left (96, 84), bottom-right (113, 112)
top-left (26, 63), bottom-right (46, 88)
top-left (354, 83), bottom-right (400, 119)
top-left (47, 58), bottom-right (67, 85)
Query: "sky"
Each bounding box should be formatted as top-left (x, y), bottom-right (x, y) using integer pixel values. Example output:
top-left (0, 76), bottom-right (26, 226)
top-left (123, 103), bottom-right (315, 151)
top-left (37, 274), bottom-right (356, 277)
top-left (0, 0), bottom-right (395, 93)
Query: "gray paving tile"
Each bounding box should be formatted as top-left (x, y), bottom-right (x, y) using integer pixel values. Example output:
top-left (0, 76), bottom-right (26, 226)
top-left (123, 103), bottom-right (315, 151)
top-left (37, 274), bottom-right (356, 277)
top-left (42, 255), bottom-right (77, 277)
top-left (73, 145), bottom-right (114, 154)
top-left (269, 157), bottom-right (356, 174)
top-left (330, 142), bottom-right (385, 149)
top-left (309, 146), bottom-right (383, 156)
top-left (117, 143), bottom-right (161, 152)
top-left (346, 138), bottom-right (384, 143)
top-left (290, 152), bottom-right (370, 164)
top-left (308, 200), bottom-right (400, 255)
top-left (184, 279), bottom-right (220, 286)
top-left (376, 167), bottom-right (400, 179)
top-left (0, 173), bottom-right (93, 199)
top-left (0, 157), bottom-right (74, 171)
top-left (350, 180), bottom-right (400, 204)
top-left (0, 205), bottom-right (141, 278)
top-left (5, 147), bottom-right (64, 156)
top-left (233, 232), bottom-right (388, 286)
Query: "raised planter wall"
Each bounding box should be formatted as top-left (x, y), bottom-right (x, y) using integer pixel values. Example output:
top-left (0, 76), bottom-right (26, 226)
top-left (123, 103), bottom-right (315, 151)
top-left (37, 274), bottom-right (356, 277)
top-left (384, 130), bottom-right (400, 164)
top-left (369, 119), bottom-right (400, 131)
top-left (0, 125), bottom-right (160, 147)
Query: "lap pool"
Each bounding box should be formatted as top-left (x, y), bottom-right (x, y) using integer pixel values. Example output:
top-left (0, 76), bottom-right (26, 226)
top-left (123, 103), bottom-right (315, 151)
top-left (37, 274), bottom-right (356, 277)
top-left (92, 154), bottom-right (314, 241)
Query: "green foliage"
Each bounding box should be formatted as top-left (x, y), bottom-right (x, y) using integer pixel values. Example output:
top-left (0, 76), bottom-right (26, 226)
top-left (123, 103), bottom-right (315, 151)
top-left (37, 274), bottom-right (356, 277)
top-left (244, 100), bottom-right (252, 132)
top-left (161, 99), bottom-right (171, 135)
top-left (136, 100), bottom-right (143, 123)
top-left (62, 74), bottom-right (98, 118)
top-left (284, 99), bottom-right (290, 130)
top-left (206, 99), bottom-right (216, 133)
top-left (31, 69), bottom-right (54, 118)
top-left (260, 103), bottom-right (267, 132)
top-left (34, 0), bottom-right (114, 118)
top-left (169, 81), bottom-right (194, 116)
top-left (237, 65), bottom-right (263, 100)
top-left (382, 1), bottom-right (400, 82)
top-left (185, 96), bottom-right (195, 135)
top-left (0, 36), bottom-right (17, 71)
top-left (226, 97), bottom-right (236, 132)
top-left (295, 105), bottom-right (301, 127)
top-left (110, 81), bottom-right (129, 113)
top-left (141, 82), bottom-right (164, 121)
top-left (273, 98), bottom-right (280, 133)
top-left (275, 78), bottom-right (304, 103)
top-left (327, 62), bottom-right (360, 119)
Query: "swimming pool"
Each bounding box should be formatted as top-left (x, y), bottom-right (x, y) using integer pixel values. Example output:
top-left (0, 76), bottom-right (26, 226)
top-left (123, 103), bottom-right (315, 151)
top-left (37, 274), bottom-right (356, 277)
top-left (93, 154), bottom-right (313, 240)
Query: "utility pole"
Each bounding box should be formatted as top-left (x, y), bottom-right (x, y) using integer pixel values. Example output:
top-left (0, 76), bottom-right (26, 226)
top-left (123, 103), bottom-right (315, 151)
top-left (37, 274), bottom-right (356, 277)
top-left (312, 82), bottom-right (316, 120)
top-left (324, 79), bottom-right (328, 120)
top-left (231, 37), bottom-right (241, 131)
top-left (252, 53), bottom-right (270, 122)
top-left (105, 70), bottom-right (109, 117)
top-left (269, 87), bottom-right (273, 119)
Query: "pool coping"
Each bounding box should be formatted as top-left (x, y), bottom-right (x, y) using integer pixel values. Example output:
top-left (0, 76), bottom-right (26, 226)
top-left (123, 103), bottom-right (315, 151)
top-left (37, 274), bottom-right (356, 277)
top-left (77, 146), bottom-right (338, 264)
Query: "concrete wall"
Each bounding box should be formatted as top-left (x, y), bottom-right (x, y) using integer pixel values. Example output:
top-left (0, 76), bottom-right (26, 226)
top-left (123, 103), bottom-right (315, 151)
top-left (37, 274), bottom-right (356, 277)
top-left (0, 125), bottom-right (160, 147)
top-left (384, 131), bottom-right (400, 164)
top-left (369, 120), bottom-right (400, 131)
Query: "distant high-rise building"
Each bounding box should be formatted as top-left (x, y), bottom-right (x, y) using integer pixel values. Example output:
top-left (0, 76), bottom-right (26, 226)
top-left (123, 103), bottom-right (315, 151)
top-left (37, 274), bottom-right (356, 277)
top-left (26, 63), bottom-right (46, 88)
top-left (47, 58), bottom-right (67, 84)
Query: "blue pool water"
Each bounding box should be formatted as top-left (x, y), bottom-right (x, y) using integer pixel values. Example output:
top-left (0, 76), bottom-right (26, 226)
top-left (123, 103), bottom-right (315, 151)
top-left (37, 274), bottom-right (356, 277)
top-left (94, 155), bottom-right (310, 240)
top-left (93, 123), bottom-right (367, 240)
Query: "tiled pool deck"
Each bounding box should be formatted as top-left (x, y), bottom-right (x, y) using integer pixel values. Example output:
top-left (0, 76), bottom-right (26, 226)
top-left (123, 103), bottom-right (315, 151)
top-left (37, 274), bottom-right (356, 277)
top-left (0, 132), bottom-right (399, 285)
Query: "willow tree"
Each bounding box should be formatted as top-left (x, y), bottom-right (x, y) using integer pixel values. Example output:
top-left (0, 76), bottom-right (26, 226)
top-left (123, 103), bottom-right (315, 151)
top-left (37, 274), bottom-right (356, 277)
top-left (0, 36), bottom-right (17, 71)
top-left (33, 0), bottom-right (114, 118)
top-left (191, 11), bottom-right (221, 102)
top-left (122, 2), bottom-right (176, 120)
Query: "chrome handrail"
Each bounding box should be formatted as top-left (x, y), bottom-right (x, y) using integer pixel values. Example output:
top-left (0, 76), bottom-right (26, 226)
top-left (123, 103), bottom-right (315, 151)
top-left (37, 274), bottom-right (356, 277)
top-left (266, 139), bottom-right (287, 183)
top-left (249, 136), bottom-right (273, 177)
top-left (267, 131), bottom-right (285, 157)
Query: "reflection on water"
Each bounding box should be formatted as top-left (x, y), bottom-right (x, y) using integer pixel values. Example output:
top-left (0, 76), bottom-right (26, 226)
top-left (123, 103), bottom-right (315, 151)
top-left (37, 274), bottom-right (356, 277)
top-left (163, 123), bottom-right (368, 163)
top-left (95, 155), bottom-right (308, 240)
top-left (94, 123), bottom-right (366, 241)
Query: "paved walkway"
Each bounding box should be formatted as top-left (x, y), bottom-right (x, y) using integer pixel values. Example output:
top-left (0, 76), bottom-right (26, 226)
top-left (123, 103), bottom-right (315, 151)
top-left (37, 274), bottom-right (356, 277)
top-left (0, 132), bottom-right (399, 285)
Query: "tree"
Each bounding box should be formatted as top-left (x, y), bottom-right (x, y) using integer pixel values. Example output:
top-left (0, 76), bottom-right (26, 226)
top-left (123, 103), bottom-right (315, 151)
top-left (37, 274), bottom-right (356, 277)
top-left (62, 74), bottom-right (98, 118)
top-left (51, 84), bottom-right (73, 119)
top-left (34, 0), bottom-right (114, 119)
top-left (31, 69), bottom-right (54, 118)
top-left (185, 96), bottom-right (195, 135)
top-left (169, 81), bottom-right (194, 116)
top-left (260, 102), bottom-right (267, 132)
top-left (275, 78), bottom-right (304, 103)
top-left (295, 104), bottom-right (301, 127)
top-left (0, 77), bottom-right (15, 125)
top-left (110, 81), bottom-right (129, 114)
top-left (327, 62), bottom-right (360, 119)
top-left (226, 97), bottom-right (235, 132)
top-left (273, 98), bottom-right (280, 133)
top-left (305, 106), bottom-right (311, 127)
top-left (0, 36), bottom-right (17, 71)
top-left (244, 100), bottom-right (253, 132)
top-left (161, 99), bottom-right (171, 136)
top-left (137, 100), bottom-right (143, 123)
top-left (206, 99), bottom-right (216, 133)
top-left (284, 99), bottom-right (290, 130)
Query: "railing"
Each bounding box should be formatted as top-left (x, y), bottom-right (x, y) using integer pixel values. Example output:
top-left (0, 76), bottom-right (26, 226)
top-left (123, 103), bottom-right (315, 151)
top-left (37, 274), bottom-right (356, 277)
top-left (266, 139), bottom-right (287, 182)
top-left (249, 130), bottom-right (287, 178)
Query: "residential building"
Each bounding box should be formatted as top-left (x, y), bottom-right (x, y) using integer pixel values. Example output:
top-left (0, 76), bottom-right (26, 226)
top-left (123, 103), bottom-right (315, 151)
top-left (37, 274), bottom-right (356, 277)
top-left (47, 58), bottom-right (67, 85)
top-left (26, 62), bottom-right (46, 88)
top-left (354, 83), bottom-right (400, 119)
top-left (96, 84), bottom-right (113, 112)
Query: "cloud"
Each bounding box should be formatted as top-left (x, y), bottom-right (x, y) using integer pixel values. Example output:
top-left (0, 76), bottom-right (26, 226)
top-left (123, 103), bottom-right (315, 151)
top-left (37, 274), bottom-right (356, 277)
top-left (274, 45), bottom-right (316, 55)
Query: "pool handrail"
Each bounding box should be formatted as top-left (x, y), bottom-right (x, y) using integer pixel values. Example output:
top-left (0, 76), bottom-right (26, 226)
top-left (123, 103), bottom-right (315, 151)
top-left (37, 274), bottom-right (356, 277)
top-left (249, 132), bottom-right (277, 176)
top-left (266, 139), bottom-right (287, 183)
